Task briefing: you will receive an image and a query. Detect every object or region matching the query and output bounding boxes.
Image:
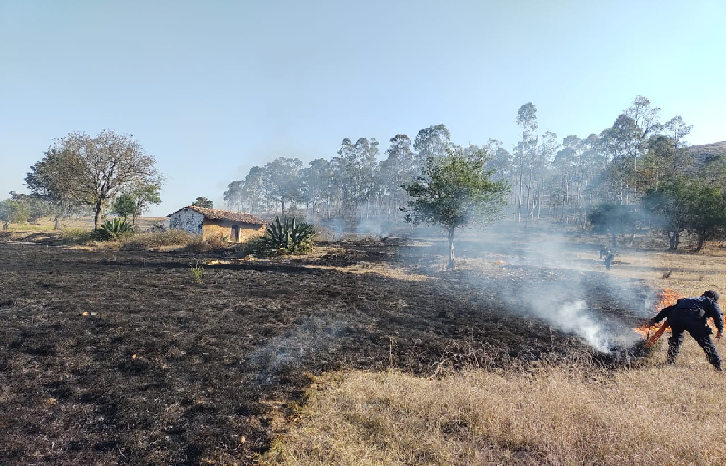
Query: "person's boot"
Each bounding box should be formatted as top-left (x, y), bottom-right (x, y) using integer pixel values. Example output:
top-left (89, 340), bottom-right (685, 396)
top-left (666, 345), bottom-right (679, 364)
top-left (711, 358), bottom-right (722, 371)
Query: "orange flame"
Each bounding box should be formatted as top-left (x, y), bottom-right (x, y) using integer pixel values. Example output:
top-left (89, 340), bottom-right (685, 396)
top-left (633, 289), bottom-right (682, 338)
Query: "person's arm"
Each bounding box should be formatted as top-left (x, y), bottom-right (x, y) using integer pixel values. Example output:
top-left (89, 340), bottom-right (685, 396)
top-left (650, 305), bottom-right (675, 326)
top-left (710, 302), bottom-right (724, 339)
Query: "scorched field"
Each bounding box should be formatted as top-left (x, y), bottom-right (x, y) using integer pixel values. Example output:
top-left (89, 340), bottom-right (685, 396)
top-left (0, 231), bottom-right (666, 464)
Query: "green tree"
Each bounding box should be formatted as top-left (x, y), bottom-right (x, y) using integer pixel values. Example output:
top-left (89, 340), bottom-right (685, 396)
top-left (485, 139), bottom-right (513, 183)
top-left (641, 178), bottom-right (691, 250)
top-left (192, 197), bottom-right (214, 209)
top-left (684, 182), bottom-right (726, 251)
top-left (588, 203), bottom-right (639, 247)
top-left (402, 146), bottom-right (509, 270)
top-left (112, 194), bottom-right (137, 220)
top-left (0, 200), bottom-right (9, 229)
top-left (132, 185), bottom-right (161, 223)
top-left (600, 115), bottom-right (640, 203)
top-left (515, 102), bottom-right (538, 223)
top-left (223, 180), bottom-right (245, 211)
top-left (532, 130), bottom-right (558, 222)
top-left (642, 177), bottom-right (726, 251)
top-left (300, 158), bottom-right (335, 220)
top-left (113, 185), bottom-right (161, 225)
top-left (413, 124), bottom-right (451, 171)
top-left (8, 192), bottom-right (53, 224)
top-left (26, 130), bottom-right (162, 228)
top-left (665, 115), bottom-right (692, 154)
top-left (333, 139), bottom-right (379, 220)
top-left (0, 198), bottom-right (30, 228)
top-left (262, 157), bottom-right (304, 216)
top-left (25, 145), bottom-right (87, 228)
top-left (379, 134), bottom-right (416, 217)
top-left (230, 166), bottom-right (269, 214)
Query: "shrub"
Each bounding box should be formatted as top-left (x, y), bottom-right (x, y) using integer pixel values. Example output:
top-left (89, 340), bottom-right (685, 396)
top-left (312, 225), bottom-right (336, 242)
top-left (189, 260), bottom-right (204, 283)
top-left (257, 217), bottom-right (315, 255)
top-left (91, 218), bottom-right (134, 241)
top-left (60, 228), bottom-right (95, 244)
top-left (185, 233), bottom-right (229, 253)
top-left (122, 230), bottom-right (196, 250)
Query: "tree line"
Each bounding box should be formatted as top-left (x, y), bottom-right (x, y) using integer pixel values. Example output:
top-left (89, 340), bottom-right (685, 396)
top-left (4, 95), bottom-right (726, 251)
top-left (223, 95), bottom-right (726, 249)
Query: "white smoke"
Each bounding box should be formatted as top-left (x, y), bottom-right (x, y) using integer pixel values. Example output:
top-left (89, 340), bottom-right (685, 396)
top-left (543, 301), bottom-right (614, 352)
top-left (409, 222), bottom-right (653, 353)
top-left (512, 277), bottom-right (643, 353)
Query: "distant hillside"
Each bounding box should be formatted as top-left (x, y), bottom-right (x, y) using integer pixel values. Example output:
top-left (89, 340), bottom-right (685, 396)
top-left (688, 141), bottom-right (726, 165)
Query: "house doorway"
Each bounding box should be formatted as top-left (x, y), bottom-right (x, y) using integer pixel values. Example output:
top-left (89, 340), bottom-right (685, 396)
top-left (231, 225), bottom-right (240, 242)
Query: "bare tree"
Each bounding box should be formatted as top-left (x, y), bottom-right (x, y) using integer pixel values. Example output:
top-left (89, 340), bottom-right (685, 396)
top-left (515, 103), bottom-right (538, 222)
top-left (27, 130), bottom-right (162, 228)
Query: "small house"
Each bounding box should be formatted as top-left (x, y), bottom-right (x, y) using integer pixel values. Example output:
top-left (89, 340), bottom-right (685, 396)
top-left (168, 206), bottom-right (266, 242)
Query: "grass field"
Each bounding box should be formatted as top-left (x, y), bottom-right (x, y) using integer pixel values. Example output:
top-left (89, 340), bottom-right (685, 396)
top-left (2, 221), bottom-right (725, 465)
top-left (5, 216), bottom-right (168, 232)
top-left (259, 229), bottom-right (726, 466)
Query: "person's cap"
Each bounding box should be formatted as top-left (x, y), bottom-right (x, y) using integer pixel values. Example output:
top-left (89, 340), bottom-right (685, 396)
top-left (703, 290), bottom-right (720, 302)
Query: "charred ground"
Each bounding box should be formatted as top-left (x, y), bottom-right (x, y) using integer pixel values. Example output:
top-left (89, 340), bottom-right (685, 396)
top-left (0, 235), bottom-right (653, 464)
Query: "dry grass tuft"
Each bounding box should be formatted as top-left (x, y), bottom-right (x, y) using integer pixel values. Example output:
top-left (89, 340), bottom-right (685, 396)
top-left (263, 357), bottom-right (726, 465)
top-left (261, 238), bottom-right (726, 466)
top-left (303, 263), bottom-right (428, 282)
top-left (184, 234), bottom-right (230, 253)
top-left (59, 228), bottom-right (95, 244)
top-left (121, 229), bottom-right (198, 250)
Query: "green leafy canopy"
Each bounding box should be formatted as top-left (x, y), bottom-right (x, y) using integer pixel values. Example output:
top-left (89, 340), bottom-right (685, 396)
top-left (401, 146), bottom-right (509, 269)
top-left (402, 147), bottom-right (509, 230)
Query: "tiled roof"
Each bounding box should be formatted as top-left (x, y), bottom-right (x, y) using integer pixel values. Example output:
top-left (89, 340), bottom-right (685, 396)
top-left (170, 206), bottom-right (267, 225)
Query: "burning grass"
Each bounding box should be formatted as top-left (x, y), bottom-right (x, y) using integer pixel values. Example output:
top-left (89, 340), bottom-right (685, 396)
top-left (633, 288), bottom-right (682, 339)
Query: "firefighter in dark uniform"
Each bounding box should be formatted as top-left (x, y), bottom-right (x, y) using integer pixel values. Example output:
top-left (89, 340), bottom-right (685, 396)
top-left (649, 290), bottom-right (724, 371)
top-left (603, 249), bottom-right (615, 270)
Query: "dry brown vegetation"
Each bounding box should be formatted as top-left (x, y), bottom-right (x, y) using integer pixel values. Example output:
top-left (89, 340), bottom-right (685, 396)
top-left (264, 361), bottom-right (726, 466)
top-left (2, 222), bottom-right (726, 465)
top-left (259, 230), bottom-right (726, 466)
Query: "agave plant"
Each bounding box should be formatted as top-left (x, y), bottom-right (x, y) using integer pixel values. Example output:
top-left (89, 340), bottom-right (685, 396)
top-left (92, 218), bottom-right (134, 241)
top-left (262, 217), bottom-right (314, 254)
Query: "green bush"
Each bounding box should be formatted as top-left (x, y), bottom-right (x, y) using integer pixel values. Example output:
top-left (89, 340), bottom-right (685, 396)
top-left (91, 218), bottom-right (134, 241)
top-left (189, 260), bottom-right (204, 283)
top-left (258, 217), bottom-right (315, 255)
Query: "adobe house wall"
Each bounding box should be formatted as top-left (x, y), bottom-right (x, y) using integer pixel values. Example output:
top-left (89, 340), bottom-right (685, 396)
top-left (202, 219), bottom-right (266, 242)
top-left (201, 219), bottom-right (230, 240)
top-left (238, 224), bottom-right (266, 241)
top-left (169, 207), bottom-right (266, 242)
top-left (169, 209), bottom-right (203, 235)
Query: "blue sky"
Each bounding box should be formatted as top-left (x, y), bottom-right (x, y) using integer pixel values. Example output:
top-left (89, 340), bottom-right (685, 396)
top-left (1, 0), bottom-right (725, 217)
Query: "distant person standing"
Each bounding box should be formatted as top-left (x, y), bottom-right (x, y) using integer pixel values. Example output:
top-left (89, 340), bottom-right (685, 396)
top-left (648, 290), bottom-right (723, 371)
top-left (603, 249), bottom-right (615, 270)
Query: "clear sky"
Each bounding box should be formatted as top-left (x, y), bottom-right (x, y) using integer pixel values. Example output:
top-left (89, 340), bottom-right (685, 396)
top-left (2, 0), bottom-right (725, 217)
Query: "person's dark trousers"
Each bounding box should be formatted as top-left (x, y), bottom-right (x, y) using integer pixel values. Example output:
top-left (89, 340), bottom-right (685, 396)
top-left (667, 321), bottom-right (722, 370)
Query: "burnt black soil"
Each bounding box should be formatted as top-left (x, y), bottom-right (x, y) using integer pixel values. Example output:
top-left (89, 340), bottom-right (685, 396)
top-left (0, 238), bottom-right (651, 465)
